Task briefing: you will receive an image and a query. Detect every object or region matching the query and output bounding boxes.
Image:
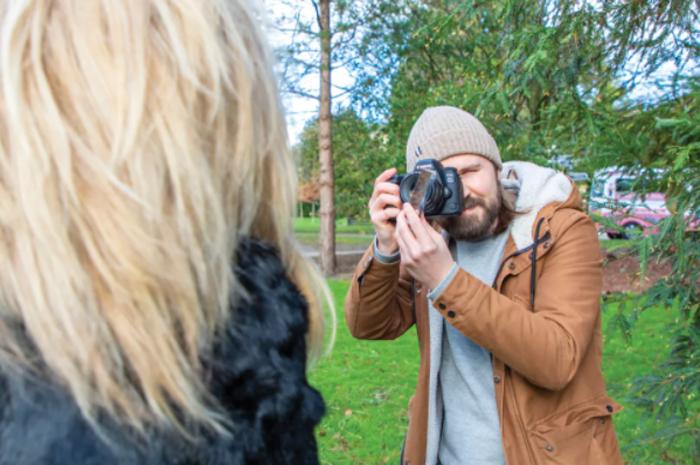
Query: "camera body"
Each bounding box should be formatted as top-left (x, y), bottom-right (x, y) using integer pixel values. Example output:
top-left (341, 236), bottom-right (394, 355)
top-left (389, 159), bottom-right (464, 217)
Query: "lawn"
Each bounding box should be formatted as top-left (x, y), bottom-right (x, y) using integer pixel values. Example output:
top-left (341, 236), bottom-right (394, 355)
top-left (309, 280), bottom-right (695, 465)
top-left (294, 217), bottom-right (375, 235)
top-left (309, 279), bottom-right (417, 465)
top-left (294, 217), bottom-right (374, 249)
top-left (600, 238), bottom-right (637, 253)
top-left (296, 232), bottom-right (374, 248)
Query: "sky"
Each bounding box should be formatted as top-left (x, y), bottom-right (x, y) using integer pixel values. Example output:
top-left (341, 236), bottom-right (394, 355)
top-left (263, 1), bottom-right (353, 144)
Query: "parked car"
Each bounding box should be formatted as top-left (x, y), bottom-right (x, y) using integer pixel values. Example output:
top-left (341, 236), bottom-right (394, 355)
top-left (588, 167), bottom-right (670, 239)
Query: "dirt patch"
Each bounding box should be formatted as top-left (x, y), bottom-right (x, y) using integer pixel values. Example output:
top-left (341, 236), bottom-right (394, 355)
top-left (602, 248), bottom-right (671, 293)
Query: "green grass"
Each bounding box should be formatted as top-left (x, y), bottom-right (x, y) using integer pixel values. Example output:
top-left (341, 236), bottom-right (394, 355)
top-left (602, 296), bottom-right (697, 464)
top-left (600, 238), bottom-right (637, 253)
top-left (309, 280), bottom-right (695, 465)
top-left (294, 217), bottom-right (375, 235)
top-left (296, 232), bottom-right (374, 247)
top-left (309, 280), bottom-right (418, 464)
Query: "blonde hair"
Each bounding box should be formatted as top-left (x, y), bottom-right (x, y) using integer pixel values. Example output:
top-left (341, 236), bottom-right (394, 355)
top-left (0, 0), bottom-right (332, 435)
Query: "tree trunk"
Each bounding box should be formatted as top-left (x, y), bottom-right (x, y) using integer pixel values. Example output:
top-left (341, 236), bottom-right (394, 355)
top-left (318, 0), bottom-right (335, 275)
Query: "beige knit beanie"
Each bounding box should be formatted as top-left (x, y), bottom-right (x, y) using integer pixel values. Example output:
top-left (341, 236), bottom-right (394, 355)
top-left (405, 106), bottom-right (502, 172)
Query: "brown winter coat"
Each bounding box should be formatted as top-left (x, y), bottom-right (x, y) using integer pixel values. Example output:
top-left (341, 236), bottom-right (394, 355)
top-left (345, 164), bottom-right (624, 465)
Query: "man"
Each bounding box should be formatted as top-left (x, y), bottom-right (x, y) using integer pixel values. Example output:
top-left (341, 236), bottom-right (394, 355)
top-left (345, 106), bottom-right (623, 465)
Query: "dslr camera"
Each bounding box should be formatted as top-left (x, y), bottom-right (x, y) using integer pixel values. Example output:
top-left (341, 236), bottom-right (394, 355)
top-left (389, 159), bottom-right (464, 217)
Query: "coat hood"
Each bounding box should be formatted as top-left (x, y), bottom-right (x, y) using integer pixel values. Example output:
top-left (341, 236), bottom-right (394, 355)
top-left (501, 161), bottom-right (581, 250)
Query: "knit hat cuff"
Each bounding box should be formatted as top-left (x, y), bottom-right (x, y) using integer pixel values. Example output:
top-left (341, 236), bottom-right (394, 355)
top-left (407, 129), bottom-right (501, 171)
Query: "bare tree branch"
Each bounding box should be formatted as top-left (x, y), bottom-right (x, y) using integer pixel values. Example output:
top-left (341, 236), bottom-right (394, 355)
top-left (311, 0), bottom-right (321, 30)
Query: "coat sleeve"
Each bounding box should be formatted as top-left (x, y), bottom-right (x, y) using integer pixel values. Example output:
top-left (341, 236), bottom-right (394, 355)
top-left (344, 245), bottom-right (416, 340)
top-left (430, 211), bottom-right (603, 391)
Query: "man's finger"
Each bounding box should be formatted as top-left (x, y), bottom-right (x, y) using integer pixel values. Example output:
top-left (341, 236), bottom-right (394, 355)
top-left (375, 181), bottom-right (400, 197)
top-left (374, 168), bottom-right (397, 185)
top-left (424, 219), bottom-right (447, 245)
top-left (370, 193), bottom-right (401, 213)
top-left (369, 181), bottom-right (400, 205)
top-left (371, 207), bottom-right (400, 224)
top-left (403, 203), bottom-right (433, 247)
top-left (396, 211), bottom-right (419, 259)
top-left (381, 207), bottom-right (401, 222)
top-left (395, 226), bottom-right (413, 264)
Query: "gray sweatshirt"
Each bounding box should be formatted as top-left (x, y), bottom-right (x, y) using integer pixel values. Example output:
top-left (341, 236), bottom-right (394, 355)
top-left (374, 231), bottom-right (508, 465)
top-left (425, 232), bottom-right (509, 465)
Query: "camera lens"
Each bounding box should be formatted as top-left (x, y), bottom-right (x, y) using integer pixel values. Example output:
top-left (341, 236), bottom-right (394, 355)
top-left (421, 178), bottom-right (445, 215)
top-left (399, 173), bottom-right (418, 203)
top-left (398, 173), bottom-right (446, 216)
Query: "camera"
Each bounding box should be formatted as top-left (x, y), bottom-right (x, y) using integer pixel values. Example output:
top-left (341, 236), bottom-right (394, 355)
top-left (389, 159), bottom-right (464, 217)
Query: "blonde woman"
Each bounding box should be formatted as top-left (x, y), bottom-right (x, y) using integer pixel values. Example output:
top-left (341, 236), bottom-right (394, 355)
top-left (0, 1), bottom-right (331, 463)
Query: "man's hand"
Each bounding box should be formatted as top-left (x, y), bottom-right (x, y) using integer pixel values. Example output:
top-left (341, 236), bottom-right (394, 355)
top-left (395, 204), bottom-right (454, 290)
top-left (369, 168), bottom-right (402, 255)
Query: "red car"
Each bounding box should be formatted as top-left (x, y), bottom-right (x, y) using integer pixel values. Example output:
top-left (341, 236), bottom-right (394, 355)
top-left (588, 169), bottom-right (698, 239)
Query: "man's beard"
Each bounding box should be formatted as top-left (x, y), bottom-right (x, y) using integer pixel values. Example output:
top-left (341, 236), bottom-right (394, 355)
top-left (437, 190), bottom-right (501, 241)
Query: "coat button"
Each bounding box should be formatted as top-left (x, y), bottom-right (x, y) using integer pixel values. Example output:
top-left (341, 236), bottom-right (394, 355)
top-left (545, 444), bottom-right (555, 452)
top-left (447, 310), bottom-right (456, 318)
top-left (438, 303), bottom-right (446, 310)
top-left (508, 261), bottom-right (515, 270)
top-left (493, 375), bottom-right (501, 384)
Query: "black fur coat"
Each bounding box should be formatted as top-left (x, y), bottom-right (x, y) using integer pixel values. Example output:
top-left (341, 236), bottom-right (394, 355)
top-left (0, 239), bottom-right (325, 464)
